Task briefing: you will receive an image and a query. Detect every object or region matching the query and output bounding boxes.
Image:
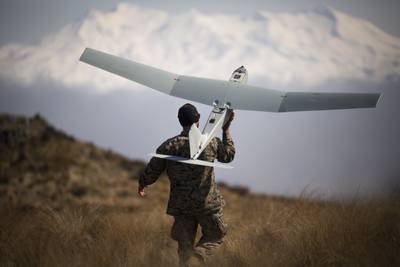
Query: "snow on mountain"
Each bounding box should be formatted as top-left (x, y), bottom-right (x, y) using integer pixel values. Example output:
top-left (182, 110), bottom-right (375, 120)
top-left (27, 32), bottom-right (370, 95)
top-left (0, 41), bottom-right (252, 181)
top-left (0, 3), bottom-right (399, 92)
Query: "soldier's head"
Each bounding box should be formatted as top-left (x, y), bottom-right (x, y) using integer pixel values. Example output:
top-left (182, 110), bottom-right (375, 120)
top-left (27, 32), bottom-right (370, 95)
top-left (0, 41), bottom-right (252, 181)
top-left (178, 103), bottom-right (200, 128)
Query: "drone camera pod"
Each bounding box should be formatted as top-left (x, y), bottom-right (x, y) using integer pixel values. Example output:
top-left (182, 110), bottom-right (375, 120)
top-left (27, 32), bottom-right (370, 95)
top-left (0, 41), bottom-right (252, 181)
top-left (229, 66), bottom-right (248, 84)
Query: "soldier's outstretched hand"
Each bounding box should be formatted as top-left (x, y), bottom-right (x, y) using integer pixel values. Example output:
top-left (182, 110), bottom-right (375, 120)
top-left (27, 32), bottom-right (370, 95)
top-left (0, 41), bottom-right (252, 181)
top-left (222, 110), bottom-right (235, 131)
top-left (138, 185), bottom-right (146, 197)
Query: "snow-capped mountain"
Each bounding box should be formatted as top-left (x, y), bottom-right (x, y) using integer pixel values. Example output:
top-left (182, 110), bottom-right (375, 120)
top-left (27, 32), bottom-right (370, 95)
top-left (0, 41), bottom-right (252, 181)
top-left (0, 3), bottom-right (399, 92)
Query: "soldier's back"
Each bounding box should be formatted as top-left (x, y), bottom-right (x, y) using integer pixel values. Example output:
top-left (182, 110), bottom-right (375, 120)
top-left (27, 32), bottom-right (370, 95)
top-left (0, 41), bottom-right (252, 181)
top-left (157, 134), bottom-right (224, 216)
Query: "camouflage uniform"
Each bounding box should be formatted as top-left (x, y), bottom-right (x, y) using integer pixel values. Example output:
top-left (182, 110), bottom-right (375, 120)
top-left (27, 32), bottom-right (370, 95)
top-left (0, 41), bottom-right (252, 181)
top-left (139, 128), bottom-right (235, 266)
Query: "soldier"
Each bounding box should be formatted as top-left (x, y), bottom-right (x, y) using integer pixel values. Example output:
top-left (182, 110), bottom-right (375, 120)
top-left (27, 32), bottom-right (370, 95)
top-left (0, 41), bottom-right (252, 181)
top-left (138, 103), bottom-right (235, 266)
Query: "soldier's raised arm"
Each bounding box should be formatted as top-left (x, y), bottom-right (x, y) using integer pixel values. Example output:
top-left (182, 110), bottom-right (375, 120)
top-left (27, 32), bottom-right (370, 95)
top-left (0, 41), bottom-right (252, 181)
top-left (216, 111), bottom-right (235, 163)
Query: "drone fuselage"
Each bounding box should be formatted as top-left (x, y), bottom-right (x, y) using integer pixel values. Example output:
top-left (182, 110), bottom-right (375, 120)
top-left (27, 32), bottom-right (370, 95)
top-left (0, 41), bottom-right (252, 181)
top-left (189, 67), bottom-right (247, 161)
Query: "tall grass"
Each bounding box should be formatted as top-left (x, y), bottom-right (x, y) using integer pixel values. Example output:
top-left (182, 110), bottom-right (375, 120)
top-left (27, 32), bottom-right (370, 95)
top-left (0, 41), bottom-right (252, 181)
top-left (1, 196), bottom-right (399, 267)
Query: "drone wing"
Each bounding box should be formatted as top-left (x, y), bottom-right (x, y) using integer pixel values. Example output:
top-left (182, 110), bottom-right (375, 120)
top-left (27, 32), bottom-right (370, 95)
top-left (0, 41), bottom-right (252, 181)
top-left (277, 92), bottom-right (381, 112)
top-left (80, 48), bottom-right (178, 94)
top-left (171, 76), bottom-right (381, 112)
top-left (80, 48), bottom-right (381, 112)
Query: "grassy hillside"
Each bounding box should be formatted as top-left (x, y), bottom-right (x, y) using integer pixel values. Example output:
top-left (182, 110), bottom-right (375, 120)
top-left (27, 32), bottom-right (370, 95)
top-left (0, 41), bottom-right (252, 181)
top-left (0, 113), bottom-right (144, 210)
top-left (0, 113), bottom-right (399, 266)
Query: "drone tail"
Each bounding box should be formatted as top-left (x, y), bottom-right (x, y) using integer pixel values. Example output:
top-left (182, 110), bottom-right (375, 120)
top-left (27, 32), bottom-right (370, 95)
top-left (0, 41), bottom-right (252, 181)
top-left (149, 153), bottom-right (233, 169)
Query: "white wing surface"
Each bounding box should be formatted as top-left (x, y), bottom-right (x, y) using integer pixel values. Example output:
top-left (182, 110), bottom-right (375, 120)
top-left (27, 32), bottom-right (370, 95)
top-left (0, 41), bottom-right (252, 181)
top-left (169, 76), bottom-right (285, 112)
top-left (278, 92), bottom-right (381, 112)
top-left (80, 48), bottom-right (381, 112)
top-left (80, 48), bottom-right (178, 94)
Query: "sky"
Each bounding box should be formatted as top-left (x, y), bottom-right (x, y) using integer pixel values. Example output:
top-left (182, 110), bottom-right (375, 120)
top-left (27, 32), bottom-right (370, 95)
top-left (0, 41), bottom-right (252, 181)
top-left (0, 0), bottom-right (399, 198)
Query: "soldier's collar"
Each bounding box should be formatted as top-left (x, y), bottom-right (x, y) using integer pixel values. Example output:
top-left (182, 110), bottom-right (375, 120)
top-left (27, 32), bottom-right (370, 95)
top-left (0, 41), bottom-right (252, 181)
top-left (180, 127), bottom-right (190, 137)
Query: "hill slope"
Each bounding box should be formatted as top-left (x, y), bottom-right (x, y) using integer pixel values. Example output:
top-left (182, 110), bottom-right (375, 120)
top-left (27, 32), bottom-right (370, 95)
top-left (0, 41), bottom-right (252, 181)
top-left (0, 113), bottom-right (399, 267)
top-left (0, 113), bottom-right (145, 209)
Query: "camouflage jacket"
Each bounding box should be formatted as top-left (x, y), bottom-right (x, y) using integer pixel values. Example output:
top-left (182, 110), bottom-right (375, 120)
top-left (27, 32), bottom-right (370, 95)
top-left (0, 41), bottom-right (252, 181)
top-left (139, 128), bottom-right (235, 215)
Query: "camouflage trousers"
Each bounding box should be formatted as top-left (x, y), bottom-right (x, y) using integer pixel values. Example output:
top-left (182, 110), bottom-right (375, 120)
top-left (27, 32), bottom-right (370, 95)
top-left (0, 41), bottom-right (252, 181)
top-left (171, 212), bottom-right (227, 267)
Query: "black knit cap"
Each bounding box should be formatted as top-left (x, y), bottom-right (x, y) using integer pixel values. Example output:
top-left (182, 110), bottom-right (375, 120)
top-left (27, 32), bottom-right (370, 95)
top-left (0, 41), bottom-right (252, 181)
top-left (178, 103), bottom-right (200, 127)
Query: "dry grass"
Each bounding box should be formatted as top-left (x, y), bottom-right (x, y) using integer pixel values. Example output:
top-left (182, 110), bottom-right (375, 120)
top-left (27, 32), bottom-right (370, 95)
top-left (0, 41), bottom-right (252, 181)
top-left (1, 193), bottom-right (399, 267)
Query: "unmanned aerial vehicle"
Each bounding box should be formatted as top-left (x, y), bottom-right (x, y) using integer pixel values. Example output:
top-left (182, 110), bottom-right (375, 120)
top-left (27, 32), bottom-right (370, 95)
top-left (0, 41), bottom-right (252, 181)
top-left (80, 48), bottom-right (381, 168)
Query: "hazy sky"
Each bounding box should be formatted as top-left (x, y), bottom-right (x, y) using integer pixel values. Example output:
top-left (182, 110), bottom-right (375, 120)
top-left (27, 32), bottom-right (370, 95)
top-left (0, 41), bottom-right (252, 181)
top-left (0, 1), bottom-right (399, 198)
